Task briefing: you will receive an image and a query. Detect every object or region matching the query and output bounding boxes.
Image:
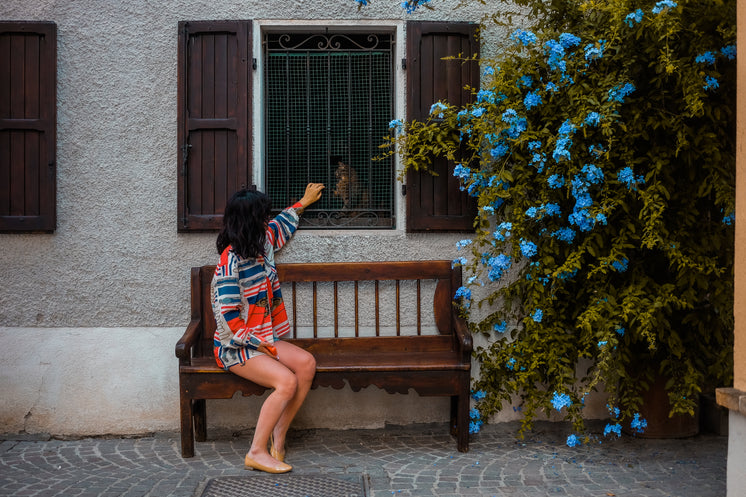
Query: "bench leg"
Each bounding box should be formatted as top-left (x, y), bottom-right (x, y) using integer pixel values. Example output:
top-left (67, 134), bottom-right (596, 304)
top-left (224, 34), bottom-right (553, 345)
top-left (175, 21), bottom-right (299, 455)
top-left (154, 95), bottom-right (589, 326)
top-left (180, 394), bottom-right (195, 458)
top-left (453, 374), bottom-right (470, 452)
top-left (194, 399), bottom-right (207, 442)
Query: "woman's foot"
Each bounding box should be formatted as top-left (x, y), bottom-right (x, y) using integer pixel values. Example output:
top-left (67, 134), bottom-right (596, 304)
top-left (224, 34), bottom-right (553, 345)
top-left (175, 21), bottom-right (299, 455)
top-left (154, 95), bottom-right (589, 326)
top-left (269, 433), bottom-right (286, 463)
top-left (244, 451), bottom-right (291, 473)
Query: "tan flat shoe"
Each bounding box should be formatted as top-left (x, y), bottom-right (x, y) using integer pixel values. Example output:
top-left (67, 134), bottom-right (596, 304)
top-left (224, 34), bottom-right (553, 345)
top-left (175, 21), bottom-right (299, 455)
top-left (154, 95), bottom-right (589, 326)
top-left (269, 433), bottom-right (286, 463)
top-left (244, 454), bottom-right (292, 474)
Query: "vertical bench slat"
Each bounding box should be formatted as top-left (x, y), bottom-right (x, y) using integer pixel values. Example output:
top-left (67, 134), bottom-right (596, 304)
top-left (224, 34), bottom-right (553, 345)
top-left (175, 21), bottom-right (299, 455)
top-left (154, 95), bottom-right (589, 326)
top-left (354, 281), bottom-right (359, 337)
top-left (375, 280), bottom-right (380, 336)
top-left (333, 280), bottom-right (339, 338)
top-left (313, 281), bottom-right (318, 338)
top-left (417, 279), bottom-right (422, 336)
top-left (292, 281), bottom-right (297, 338)
top-left (396, 279), bottom-right (401, 336)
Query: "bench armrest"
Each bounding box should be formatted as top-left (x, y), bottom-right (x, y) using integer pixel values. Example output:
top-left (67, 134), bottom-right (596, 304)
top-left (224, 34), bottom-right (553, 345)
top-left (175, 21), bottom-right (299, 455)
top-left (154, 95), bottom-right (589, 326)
top-left (175, 318), bottom-right (203, 362)
top-left (453, 315), bottom-right (473, 359)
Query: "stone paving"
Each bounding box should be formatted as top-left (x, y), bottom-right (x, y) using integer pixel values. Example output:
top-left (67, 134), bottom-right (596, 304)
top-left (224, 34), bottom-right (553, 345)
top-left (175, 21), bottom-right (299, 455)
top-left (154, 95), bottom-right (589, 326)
top-left (0, 421), bottom-right (726, 497)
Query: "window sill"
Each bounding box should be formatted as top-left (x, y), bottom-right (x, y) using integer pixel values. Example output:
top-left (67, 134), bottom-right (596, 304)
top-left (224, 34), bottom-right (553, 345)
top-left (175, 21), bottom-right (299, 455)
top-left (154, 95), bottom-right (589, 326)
top-left (716, 387), bottom-right (746, 416)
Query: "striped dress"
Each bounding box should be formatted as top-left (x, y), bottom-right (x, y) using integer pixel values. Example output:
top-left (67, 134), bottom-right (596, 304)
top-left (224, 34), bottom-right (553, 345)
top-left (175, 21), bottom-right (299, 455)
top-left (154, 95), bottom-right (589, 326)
top-left (211, 204), bottom-right (302, 370)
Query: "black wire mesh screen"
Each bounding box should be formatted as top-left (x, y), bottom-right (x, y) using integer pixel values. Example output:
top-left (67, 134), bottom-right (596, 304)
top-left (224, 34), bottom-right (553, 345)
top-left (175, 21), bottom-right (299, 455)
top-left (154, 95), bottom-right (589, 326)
top-left (264, 32), bottom-right (395, 228)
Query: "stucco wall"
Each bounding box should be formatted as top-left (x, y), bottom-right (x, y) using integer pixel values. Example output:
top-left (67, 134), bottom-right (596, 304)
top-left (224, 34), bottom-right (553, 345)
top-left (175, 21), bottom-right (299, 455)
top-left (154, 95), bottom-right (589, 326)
top-left (0, 0), bottom-right (530, 435)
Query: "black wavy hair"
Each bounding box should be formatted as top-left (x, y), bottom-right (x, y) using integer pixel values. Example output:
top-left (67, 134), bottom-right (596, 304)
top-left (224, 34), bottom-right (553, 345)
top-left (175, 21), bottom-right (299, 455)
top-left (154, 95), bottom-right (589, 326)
top-left (216, 189), bottom-right (273, 259)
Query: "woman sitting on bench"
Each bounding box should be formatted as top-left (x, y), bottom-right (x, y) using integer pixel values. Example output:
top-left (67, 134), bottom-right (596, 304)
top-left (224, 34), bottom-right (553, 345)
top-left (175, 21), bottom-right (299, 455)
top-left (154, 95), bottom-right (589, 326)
top-left (212, 183), bottom-right (324, 473)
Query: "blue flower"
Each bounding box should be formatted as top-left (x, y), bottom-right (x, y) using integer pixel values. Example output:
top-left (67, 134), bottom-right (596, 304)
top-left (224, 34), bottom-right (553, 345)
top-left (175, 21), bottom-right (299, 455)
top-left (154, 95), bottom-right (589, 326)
top-left (494, 321), bottom-right (507, 333)
top-left (517, 75), bottom-right (533, 89)
top-left (551, 392), bottom-right (573, 410)
top-left (530, 152), bottom-right (547, 172)
top-left (547, 174), bottom-right (565, 189)
top-left (625, 9), bottom-right (644, 27)
top-left (491, 142), bottom-right (510, 159)
top-left (582, 164), bottom-right (604, 184)
top-left (520, 239), bottom-right (538, 258)
top-left (501, 108), bottom-right (518, 123)
top-left (630, 413), bottom-right (648, 433)
top-left (584, 41), bottom-right (605, 63)
top-left (526, 206), bottom-right (539, 219)
top-left (494, 222), bottom-right (512, 241)
top-left (531, 308), bottom-right (543, 323)
top-left (544, 39), bottom-right (566, 72)
top-left (552, 227), bottom-right (576, 243)
top-left (506, 357), bottom-right (517, 370)
top-left (721, 44), bottom-right (737, 60)
top-left (544, 203), bottom-right (562, 217)
top-left (453, 163), bottom-right (471, 180)
top-left (472, 389), bottom-right (486, 400)
top-left (553, 137), bottom-right (572, 162)
top-left (454, 286), bottom-right (472, 308)
top-left (470, 407), bottom-right (481, 420)
top-left (388, 119), bottom-right (404, 130)
top-left (608, 83), bottom-right (636, 103)
top-left (354, 0), bottom-right (369, 5)
top-left (469, 420), bottom-right (483, 434)
top-left (510, 29), bottom-right (538, 46)
top-left (524, 90), bottom-right (543, 110)
top-left (584, 112), bottom-right (602, 126)
top-left (723, 212), bottom-right (735, 225)
top-left (652, 0), bottom-right (677, 14)
top-left (566, 434), bottom-right (581, 447)
top-left (483, 66), bottom-right (495, 76)
top-left (471, 107), bottom-right (485, 118)
top-left (598, 340), bottom-right (608, 348)
top-left (401, 0), bottom-right (431, 13)
top-left (617, 166), bottom-right (645, 190)
top-left (616, 327), bottom-right (625, 336)
top-left (528, 140), bottom-right (542, 150)
top-left (589, 144), bottom-right (606, 157)
top-left (545, 82), bottom-right (559, 93)
top-left (595, 213), bottom-right (608, 225)
top-left (452, 257), bottom-right (467, 268)
top-left (456, 239), bottom-right (472, 250)
top-left (430, 102), bottom-right (448, 118)
top-left (558, 119), bottom-right (576, 137)
top-left (704, 76), bottom-right (719, 91)
top-left (695, 51), bottom-right (717, 65)
top-left (612, 258), bottom-right (629, 272)
top-left (604, 423), bottom-right (622, 437)
top-left (559, 33), bottom-right (581, 48)
top-left (488, 254), bottom-right (512, 281)
top-left (476, 89), bottom-right (494, 103)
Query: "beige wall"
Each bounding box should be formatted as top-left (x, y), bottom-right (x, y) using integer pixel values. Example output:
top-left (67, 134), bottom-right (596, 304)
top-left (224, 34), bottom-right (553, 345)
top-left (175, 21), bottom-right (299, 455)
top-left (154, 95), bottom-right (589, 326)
top-left (736, 0), bottom-right (746, 393)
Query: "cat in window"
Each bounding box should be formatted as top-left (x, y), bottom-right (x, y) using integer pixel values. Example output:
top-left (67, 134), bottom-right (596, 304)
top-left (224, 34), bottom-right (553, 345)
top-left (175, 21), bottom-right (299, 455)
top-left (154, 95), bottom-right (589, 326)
top-left (333, 160), bottom-right (369, 212)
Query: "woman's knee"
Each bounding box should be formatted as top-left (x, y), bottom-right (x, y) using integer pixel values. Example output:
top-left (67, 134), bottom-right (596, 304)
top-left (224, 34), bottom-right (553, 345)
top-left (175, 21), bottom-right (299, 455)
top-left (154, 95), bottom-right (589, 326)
top-left (298, 351), bottom-right (316, 380)
top-left (273, 373), bottom-right (298, 399)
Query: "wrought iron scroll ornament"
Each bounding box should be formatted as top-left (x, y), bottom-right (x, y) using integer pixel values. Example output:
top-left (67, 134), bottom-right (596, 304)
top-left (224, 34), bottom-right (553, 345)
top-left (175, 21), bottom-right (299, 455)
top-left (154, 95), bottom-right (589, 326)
top-left (272, 33), bottom-right (389, 51)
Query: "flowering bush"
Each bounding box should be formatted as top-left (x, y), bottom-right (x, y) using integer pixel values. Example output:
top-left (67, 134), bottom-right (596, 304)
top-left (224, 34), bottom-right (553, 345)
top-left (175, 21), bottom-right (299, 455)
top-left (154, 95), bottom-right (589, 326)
top-left (385, 0), bottom-right (736, 442)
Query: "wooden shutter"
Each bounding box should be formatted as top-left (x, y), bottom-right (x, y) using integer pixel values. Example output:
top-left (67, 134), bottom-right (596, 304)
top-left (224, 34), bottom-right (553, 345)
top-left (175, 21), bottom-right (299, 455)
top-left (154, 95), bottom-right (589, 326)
top-left (178, 21), bottom-right (251, 231)
top-left (406, 21), bottom-right (479, 232)
top-left (0, 22), bottom-right (56, 233)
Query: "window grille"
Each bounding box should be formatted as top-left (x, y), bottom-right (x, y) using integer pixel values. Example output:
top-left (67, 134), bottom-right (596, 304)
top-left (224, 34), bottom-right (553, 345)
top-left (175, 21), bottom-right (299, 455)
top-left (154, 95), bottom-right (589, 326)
top-left (264, 32), bottom-right (395, 228)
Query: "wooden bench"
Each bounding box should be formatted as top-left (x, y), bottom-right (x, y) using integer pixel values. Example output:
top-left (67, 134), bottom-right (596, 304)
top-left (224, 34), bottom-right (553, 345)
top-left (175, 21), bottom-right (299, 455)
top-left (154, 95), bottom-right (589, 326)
top-left (175, 260), bottom-right (472, 457)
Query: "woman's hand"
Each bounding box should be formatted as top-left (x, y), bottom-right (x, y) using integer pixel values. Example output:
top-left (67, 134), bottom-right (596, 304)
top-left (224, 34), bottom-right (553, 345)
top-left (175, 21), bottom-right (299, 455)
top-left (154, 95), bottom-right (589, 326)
top-left (299, 183), bottom-right (325, 208)
top-left (257, 342), bottom-right (279, 360)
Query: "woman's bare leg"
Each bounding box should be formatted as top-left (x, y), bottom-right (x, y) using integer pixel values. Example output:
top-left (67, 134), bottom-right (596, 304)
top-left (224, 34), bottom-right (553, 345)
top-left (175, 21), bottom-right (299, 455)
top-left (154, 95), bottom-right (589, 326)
top-left (270, 341), bottom-right (316, 454)
top-left (229, 356), bottom-right (298, 468)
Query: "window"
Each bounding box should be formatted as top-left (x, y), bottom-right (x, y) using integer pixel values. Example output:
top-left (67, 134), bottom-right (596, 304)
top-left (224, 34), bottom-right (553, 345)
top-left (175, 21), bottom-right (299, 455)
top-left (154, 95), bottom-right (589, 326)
top-left (0, 21), bottom-right (57, 233)
top-left (177, 20), bottom-right (477, 232)
top-left (264, 31), bottom-right (395, 229)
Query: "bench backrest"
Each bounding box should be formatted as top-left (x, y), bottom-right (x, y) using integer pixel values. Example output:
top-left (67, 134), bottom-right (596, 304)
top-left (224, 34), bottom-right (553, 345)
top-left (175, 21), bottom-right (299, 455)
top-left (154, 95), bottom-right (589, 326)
top-left (190, 260), bottom-right (461, 359)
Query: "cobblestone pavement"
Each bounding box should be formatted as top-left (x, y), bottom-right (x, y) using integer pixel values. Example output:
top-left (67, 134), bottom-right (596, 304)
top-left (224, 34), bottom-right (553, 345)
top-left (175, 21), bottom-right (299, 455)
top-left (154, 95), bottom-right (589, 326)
top-left (0, 421), bottom-right (726, 497)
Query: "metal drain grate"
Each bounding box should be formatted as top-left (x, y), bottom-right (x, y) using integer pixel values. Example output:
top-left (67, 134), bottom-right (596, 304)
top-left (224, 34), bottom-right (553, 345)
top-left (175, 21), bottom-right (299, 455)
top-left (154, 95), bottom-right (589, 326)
top-left (200, 474), bottom-right (366, 497)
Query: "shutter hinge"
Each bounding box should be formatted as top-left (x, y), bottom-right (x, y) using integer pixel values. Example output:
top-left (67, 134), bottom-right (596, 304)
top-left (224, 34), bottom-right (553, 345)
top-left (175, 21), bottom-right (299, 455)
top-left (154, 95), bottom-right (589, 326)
top-left (401, 184), bottom-right (407, 196)
top-left (180, 143), bottom-right (192, 175)
top-left (401, 58), bottom-right (407, 70)
top-left (252, 58), bottom-right (257, 70)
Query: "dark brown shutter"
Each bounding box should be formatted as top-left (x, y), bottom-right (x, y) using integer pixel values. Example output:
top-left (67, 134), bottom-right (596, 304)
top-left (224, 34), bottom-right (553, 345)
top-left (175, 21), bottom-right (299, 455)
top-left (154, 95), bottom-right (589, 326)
top-left (405, 21), bottom-right (479, 232)
top-left (178, 21), bottom-right (251, 231)
top-left (0, 22), bottom-right (56, 233)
